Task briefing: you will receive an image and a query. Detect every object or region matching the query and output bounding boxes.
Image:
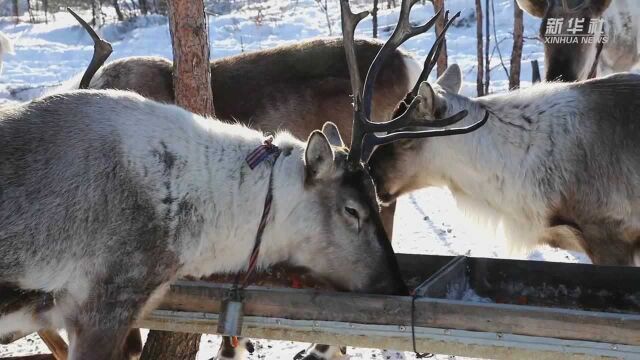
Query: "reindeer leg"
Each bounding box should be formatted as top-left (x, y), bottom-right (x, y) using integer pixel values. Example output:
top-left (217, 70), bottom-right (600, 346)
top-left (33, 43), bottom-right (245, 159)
top-left (64, 266), bottom-right (173, 360)
top-left (67, 326), bottom-right (131, 360)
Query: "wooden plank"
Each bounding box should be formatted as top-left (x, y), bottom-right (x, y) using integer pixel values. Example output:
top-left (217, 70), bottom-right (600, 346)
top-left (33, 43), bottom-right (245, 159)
top-left (36, 331), bottom-right (67, 360)
top-left (140, 311), bottom-right (640, 359)
top-left (153, 280), bottom-right (640, 346)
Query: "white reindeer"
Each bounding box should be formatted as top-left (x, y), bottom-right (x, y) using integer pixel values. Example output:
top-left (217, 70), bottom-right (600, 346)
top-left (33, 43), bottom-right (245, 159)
top-left (369, 62), bottom-right (640, 266)
top-left (0, 88), bottom-right (416, 359)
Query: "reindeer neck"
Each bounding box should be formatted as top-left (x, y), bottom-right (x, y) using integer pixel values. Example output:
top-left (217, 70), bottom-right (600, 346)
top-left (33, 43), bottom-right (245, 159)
top-left (425, 84), bottom-right (575, 231)
top-left (151, 121), bottom-right (306, 278)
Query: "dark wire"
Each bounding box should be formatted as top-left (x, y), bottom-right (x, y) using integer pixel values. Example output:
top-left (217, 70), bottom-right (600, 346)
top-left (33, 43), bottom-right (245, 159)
top-left (412, 292), bottom-right (434, 358)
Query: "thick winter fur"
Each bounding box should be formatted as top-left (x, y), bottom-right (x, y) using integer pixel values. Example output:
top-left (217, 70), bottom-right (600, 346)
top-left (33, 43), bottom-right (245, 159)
top-left (517, 0), bottom-right (639, 81)
top-left (0, 90), bottom-right (405, 359)
top-left (370, 65), bottom-right (640, 266)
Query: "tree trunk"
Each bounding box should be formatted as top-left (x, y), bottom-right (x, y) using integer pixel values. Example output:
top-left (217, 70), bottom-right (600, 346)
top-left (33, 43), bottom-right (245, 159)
top-left (484, 0), bottom-right (490, 94)
top-left (433, 0), bottom-right (448, 76)
top-left (140, 0), bottom-right (148, 14)
top-left (166, 0), bottom-right (214, 115)
top-left (26, 0), bottom-right (34, 23)
top-left (140, 1), bottom-right (213, 358)
top-left (43, 0), bottom-right (48, 23)
top-left (91, 0), bottom-right (102, 27)
top-left (509, 0), bottom-right (523, 89)
top-left (113, 0), bottom-right (124, 21)
top-left (12, 0), bottom-right (19, 23)
top-left (475, 0), bottom-right (483, 96)
top-left (372, 0), bottom-right (378, 38)
top-left (140, 331), bottom-right (200, 360)
top-left (531, 59), bottom-right (541, 83)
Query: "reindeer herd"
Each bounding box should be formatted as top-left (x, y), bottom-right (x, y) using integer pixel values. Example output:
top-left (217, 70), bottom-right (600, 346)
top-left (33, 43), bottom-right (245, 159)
top-left (0, 0), bottom-right (639, 359)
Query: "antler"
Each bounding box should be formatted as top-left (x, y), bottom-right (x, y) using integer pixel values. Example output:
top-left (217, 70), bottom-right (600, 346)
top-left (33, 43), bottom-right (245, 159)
top-left (340, 0), bottom-right (488, 165)
top-left (67, 8), bottom-right (113, 89)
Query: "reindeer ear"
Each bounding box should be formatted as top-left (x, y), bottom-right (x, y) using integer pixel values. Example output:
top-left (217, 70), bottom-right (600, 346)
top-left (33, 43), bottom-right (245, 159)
top-left (416, 82), bottom-right (437, 117)
top-left (321, 122), bottom-right (345, 147)
top-left (305, 131), bottom-right (335, 181)
top-left (515, 0), bottom-right (546, 18)
top-left (435, 64), bottom-right (462, 94)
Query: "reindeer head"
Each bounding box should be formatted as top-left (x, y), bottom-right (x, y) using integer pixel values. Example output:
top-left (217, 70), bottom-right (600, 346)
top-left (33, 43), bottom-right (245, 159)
top-left (517, 0), bottom-right (612, 81)
top-left (282, 122), bottom-right (407, 295)
top-left (345, 0), bottom-right (488, 204)
top-left (368, 64), bottom-right (486, 203)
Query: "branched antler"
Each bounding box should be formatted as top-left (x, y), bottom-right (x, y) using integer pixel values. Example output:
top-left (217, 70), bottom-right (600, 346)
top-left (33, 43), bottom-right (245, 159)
top-left (340, 0), bottom-right (489, 165)
top-left (67, 8), bottom-right (113, 89)
top-left (339, 0), bottom-right (368, 112)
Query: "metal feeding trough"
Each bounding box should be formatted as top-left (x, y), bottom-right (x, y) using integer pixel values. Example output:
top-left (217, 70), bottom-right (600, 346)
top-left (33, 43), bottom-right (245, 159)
top-left (140, 254), bottom-right (640, 359)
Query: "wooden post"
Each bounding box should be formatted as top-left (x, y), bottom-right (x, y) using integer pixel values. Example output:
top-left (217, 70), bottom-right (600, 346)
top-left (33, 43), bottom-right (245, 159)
top-left (433, 0), bottom-right (448, 76)
top-left (140, 1), bottom-right (213, 358)
top-left (509, 0), bottom-right (524, 89)
top-left (36, 330), bottom-right (68, 360)
top-left (475, 0), bottom-right (484, 96)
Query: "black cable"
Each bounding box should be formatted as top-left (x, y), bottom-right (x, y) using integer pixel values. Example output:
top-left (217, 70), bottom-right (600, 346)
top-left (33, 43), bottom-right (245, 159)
top-left (411, 292), bottom-right (434, 358)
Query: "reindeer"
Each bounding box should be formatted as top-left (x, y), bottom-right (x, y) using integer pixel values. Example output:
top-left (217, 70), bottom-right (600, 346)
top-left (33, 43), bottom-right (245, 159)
top-left (368, 53), bottom-right (640, 266)
top-left (0, 86), bottom-right (418, 358)
top-left (517, 0), bottom-right (640, 81)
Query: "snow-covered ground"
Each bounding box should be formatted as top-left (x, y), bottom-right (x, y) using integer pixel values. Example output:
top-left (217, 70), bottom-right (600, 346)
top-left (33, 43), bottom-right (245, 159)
top-left (0, 0), bottom-right (591, 358)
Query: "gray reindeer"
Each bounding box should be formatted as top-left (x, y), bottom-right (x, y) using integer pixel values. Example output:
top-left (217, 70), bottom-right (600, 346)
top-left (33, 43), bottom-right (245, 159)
top-left (518, 0), bottom-right (639, 81)
top-left (0, 87), bottom-right (411, 358)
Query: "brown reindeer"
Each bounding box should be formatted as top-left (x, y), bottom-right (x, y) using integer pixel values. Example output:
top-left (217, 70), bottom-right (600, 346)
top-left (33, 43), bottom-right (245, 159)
top-left (517, 0), bottom-right (639, 81)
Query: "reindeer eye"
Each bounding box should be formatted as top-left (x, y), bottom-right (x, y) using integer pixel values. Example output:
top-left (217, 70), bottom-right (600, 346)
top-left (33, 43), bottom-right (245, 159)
top-left (345, 206), bottom-right (359, 219)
